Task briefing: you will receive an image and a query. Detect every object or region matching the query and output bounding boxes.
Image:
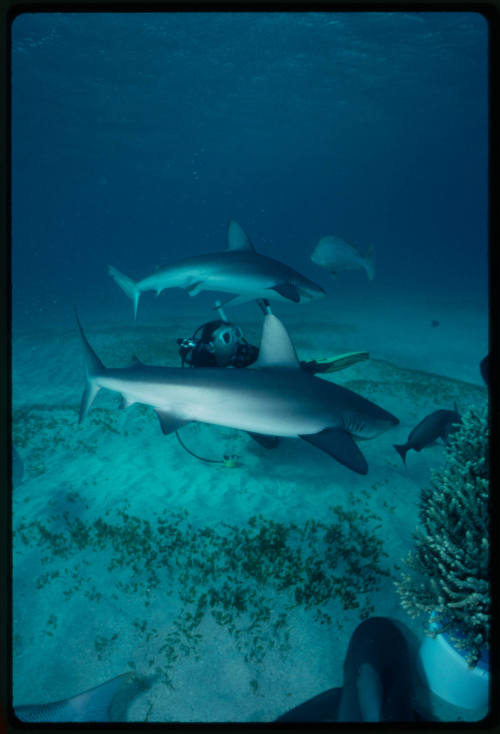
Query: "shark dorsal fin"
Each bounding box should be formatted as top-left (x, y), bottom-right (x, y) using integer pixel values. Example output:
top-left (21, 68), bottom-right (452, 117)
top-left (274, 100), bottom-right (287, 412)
top-left (226, 220), bottom-right (256, 252)
top-left (254, 314), bottom-right (300, 369)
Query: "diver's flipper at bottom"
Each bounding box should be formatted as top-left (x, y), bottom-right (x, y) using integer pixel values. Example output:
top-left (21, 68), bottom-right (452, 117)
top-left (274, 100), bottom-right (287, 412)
top-left (300, 428), bottom-right (368, 474)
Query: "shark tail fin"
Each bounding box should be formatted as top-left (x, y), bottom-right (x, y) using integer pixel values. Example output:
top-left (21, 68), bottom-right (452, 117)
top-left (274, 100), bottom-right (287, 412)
top-left (364, 245), bottom-right (375, 280)
top-left (75, 309), bottom-right (105, 424)
top-left (108, 266), bottom-right (140, 319)
top-left (393, 443), bottom-right (407, 465)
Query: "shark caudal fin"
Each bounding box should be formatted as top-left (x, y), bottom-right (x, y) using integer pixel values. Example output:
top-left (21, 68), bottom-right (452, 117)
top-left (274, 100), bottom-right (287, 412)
top-left (74, 310), bottom-right (105, 424)
top-left (108, 266), bottom-right (140, 319)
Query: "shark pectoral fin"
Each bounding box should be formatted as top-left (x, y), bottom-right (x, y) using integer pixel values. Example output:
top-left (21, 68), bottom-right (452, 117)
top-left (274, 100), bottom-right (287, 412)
top-left (185, 281), bottom-right (204, 296)
top-left (247, 432), bottom-right (280, 448)
top-left (300, 429), bottom-right (368, 474)
top-left (155, 410), bottom-right (190, 435)
top-left (268, 282), bottom-right (301, 303)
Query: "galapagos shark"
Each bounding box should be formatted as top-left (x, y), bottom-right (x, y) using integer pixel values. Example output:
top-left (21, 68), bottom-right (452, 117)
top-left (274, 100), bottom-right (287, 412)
top-left (109, 220), bottom-right (326, 319)
top-left (311, 235), bottom-right (375, 281)
top-left (276, 617), bottom-right (418, 722)
top-left (76, 312), bottom-right (398, 474)
top-left (14, 673), bottom-right (151, 722)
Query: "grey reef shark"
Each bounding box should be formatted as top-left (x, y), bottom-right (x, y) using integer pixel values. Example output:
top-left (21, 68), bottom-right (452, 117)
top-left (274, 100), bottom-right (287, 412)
top-left (109, 219), bottom-right (326, 319)
top-left (75, 311), bottom-right (398, 474)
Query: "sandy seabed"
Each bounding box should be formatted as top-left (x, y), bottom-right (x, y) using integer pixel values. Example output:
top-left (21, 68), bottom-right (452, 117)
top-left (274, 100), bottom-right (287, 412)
top-left (11, 290), bottom-right (488, 722)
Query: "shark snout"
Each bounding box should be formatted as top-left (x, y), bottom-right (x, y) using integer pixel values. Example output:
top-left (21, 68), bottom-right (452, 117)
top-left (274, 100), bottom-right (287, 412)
top-left (375, 412), bottom-right (399, 435)
top-left (301, 280), bottom-right (326, 301)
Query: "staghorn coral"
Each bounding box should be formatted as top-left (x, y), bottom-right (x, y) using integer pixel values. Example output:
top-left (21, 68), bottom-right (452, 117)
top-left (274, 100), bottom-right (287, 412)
top-left (395, 405), bottom-right (489, 666)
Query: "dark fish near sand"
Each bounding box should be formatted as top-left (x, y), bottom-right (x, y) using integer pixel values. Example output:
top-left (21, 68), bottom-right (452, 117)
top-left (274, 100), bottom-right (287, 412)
top-left (14, 672), bottom-right (152, 722)
top-left (311, 235), bottom-right (374, 280)
top-left (276, 617), bottom-right (418, 722)
top-left (394, 407), bottom-right (461, 465)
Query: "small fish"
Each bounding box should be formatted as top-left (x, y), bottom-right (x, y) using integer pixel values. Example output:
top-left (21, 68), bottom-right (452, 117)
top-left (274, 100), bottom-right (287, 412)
top-left (311, 235), bottom-right (374, 280)
top-left (431, 320), bottom-right (440, 328)
top-left (394, 407), bottom-right (461, 465)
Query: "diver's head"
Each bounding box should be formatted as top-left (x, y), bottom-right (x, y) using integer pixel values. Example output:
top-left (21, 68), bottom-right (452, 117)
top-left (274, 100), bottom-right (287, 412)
top-left (206, 324), bottom-right (246, 367)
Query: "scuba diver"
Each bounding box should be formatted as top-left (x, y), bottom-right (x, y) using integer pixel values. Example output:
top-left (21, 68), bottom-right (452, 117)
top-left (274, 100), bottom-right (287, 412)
top-left (177, 318), bottom-right (258, 369)
top-left (177, 300), bottom-right (368, 375)
top-left (174, 300), bottom-right (370, 463)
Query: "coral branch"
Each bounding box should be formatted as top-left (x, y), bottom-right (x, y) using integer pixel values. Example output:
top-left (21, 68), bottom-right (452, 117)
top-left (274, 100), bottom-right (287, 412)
top-left (395, 405), bottom-right (489, 667)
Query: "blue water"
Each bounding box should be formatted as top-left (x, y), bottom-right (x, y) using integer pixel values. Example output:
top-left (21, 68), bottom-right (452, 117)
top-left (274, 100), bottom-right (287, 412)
top-left (12, 11), bottom-right (488, 330)
top-left (11, 11), bottom-right (489, 723)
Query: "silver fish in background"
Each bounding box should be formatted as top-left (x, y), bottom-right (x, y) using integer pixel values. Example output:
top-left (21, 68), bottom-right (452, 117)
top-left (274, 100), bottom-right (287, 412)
top-left (311, 235), bottom-right (375, 280)
top-left (75, 311), bottom-right (398, 474)
top-left (109, 219), bottom-right (325, 319)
